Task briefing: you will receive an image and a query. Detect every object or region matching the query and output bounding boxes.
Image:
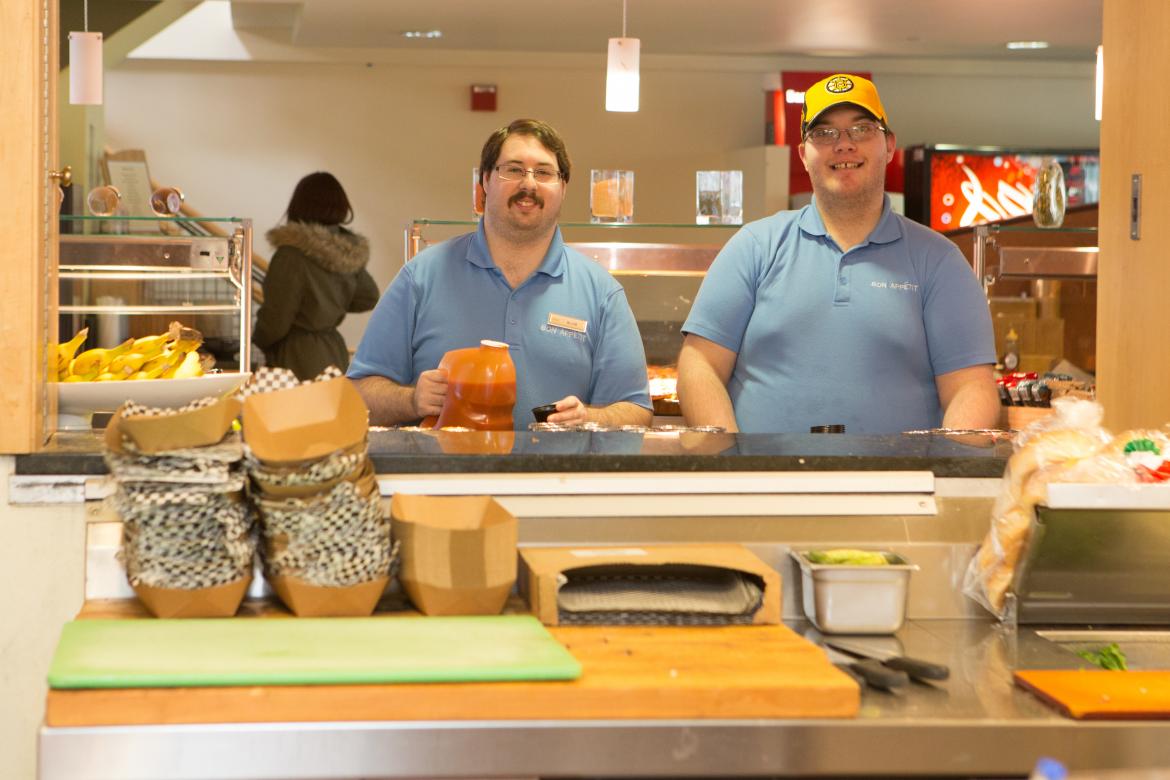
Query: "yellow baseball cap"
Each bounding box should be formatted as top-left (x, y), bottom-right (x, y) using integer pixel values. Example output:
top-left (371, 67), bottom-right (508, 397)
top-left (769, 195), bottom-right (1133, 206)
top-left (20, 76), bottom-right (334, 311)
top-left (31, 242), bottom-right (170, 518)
top-left (801, 74), bottom-right (889, 133)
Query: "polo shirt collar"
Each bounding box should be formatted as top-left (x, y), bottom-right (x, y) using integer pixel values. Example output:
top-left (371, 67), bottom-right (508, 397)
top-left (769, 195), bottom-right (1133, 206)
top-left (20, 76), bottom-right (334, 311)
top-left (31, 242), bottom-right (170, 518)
top-left (799, 194), bottom-right (903, 247)
top-left (467, 221), bottom-right (567, 279)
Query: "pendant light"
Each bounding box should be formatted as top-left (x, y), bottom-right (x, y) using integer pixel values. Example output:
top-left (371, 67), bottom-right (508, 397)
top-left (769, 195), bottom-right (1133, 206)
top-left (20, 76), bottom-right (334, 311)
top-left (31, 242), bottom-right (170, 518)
top-left (605, 0), bottom-right (640, 112)
top-left (69, 0), bottom-right (103, 105)
top-left (1094, 45), bottom-right (1103, 121)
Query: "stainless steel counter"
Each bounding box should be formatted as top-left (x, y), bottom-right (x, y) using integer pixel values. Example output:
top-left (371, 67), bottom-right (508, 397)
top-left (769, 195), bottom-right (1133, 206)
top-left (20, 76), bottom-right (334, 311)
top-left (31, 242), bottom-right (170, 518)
top-left (38, 620), bottom-right (1170, 780)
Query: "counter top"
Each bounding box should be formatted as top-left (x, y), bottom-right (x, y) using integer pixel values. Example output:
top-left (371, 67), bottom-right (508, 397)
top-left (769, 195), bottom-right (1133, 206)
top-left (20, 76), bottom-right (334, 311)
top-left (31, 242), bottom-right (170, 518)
top-left (39, 614), bottom-right (1170, 779)
top-left (16, 429), bottom-right (1011, 477)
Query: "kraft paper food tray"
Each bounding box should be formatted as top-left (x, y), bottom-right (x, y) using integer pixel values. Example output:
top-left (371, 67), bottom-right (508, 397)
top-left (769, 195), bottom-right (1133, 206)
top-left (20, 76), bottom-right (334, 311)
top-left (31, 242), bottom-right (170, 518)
top-left (519, 544), bottom-right (781, 626)
top-left (390, 495), bottom-right (518, 616)
top-left (242, 376), bottom-right (368, 463)
top-left (269, 574), bottom-right (389, 618)
top-left (106, 395), bottom-right (242, 455)
top-left (133, 576), bottom-right (251, 619)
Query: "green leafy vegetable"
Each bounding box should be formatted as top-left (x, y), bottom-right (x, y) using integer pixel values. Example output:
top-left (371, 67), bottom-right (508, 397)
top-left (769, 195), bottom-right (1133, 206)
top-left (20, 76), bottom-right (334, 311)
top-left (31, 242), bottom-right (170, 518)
top-left (805, 549), bottom-right (888, 566)
top-left (1124, 438), bottom-right (1161, 455)
top-left (1077, 643), bottom-right (1128, 671)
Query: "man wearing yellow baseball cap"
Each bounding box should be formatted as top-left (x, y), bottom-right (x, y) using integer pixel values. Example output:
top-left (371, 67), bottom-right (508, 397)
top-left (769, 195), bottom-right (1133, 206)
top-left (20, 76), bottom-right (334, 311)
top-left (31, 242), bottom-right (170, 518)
top-left (678, 73), bottom-right (999, 434)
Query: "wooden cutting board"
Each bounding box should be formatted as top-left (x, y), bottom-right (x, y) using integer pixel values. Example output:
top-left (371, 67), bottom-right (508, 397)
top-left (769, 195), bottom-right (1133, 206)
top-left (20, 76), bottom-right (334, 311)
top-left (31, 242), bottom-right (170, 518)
top-left (49, 615), bottom-right (582, 688)
top-left (1015, 670), bottom-right (1170, 719)
top-left (44, 600), bottom-right (859, 726)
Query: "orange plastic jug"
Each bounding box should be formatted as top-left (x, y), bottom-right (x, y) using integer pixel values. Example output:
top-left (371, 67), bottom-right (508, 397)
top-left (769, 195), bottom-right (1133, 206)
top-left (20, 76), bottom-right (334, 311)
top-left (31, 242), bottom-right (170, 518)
top-left (430, 339), bottom-right (516, 431)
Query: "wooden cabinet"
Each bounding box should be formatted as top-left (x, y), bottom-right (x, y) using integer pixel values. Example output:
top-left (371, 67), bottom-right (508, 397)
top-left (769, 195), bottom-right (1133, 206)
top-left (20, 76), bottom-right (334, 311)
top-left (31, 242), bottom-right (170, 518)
top-left (1098, 0), bottom-right (1170, 429)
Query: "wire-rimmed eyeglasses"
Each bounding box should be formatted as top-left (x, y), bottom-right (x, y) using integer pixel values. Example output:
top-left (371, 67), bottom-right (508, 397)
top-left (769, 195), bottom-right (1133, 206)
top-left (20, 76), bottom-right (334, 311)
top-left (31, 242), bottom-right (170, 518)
top-left (494, 164), bottom-right (564, 184)
top-left (804, 123), bottom-right (886, 146)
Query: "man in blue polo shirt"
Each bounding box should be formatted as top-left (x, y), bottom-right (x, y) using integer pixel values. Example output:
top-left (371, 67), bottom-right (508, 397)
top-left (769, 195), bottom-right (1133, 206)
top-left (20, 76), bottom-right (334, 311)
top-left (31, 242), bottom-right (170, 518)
top-left (678, 74), bottom-right (998, 434)
top-left (348, 118), bottom-right (652, 429)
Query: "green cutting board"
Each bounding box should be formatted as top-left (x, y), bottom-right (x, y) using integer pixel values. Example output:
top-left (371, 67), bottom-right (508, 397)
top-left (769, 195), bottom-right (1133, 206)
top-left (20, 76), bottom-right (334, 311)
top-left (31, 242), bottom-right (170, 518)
top-left (48, 615), bottom-right (581, 689)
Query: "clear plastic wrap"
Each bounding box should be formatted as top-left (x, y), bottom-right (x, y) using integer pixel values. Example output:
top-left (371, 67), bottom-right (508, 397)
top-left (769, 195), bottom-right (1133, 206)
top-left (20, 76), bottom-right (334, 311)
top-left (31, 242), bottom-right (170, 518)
top-left (962, 398), bottom-right (1113, 619)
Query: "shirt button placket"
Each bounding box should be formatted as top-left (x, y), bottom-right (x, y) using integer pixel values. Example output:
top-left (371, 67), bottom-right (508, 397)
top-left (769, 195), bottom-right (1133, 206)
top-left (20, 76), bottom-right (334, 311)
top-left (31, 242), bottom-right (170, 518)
top-left (834, 258), bottom-right (851, 304)
top-left (505, 292), bottom-right (520, 342)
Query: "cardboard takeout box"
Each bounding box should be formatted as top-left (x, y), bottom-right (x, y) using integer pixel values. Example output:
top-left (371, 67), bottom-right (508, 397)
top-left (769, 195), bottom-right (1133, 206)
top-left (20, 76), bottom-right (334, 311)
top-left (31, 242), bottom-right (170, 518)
top-left (519, 543), bottom-right (782, 626)
top-left (390, 494), bottom-right (518, 616)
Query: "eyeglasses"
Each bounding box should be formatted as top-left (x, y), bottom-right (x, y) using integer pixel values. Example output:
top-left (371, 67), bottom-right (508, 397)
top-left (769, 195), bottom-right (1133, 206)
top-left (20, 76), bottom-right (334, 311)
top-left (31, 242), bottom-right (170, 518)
top-left (494, 164), bottom-right (563, 184)
top-left (804, 123), bottom-right (886, 146)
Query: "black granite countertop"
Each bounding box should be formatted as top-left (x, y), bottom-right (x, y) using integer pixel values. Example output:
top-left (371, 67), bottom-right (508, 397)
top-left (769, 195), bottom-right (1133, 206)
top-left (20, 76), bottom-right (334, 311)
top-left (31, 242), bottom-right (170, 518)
top-left (14, 429), bottom-right (1011, 477)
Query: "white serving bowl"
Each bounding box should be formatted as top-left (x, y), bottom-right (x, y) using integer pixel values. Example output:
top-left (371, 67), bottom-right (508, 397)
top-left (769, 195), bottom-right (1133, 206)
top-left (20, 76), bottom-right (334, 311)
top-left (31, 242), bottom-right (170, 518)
top-left (55, 372), bottom-right (251, 430)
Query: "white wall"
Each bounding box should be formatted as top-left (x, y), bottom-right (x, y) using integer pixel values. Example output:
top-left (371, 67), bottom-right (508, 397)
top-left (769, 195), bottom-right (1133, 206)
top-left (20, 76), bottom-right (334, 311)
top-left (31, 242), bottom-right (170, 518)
top-left (103, 54), bottom-right (1098, 348)
top-left (0, 463), bottom-right (87, 780)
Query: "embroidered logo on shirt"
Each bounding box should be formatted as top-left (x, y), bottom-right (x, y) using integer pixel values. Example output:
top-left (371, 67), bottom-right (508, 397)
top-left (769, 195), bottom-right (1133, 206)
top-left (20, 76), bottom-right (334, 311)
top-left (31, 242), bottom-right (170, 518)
top-left (540, 323), bottom-right (587, 342)
top-left (546, 312), bottom-right (588, 333)
top-left (870, 280), bottom-right (919, 292)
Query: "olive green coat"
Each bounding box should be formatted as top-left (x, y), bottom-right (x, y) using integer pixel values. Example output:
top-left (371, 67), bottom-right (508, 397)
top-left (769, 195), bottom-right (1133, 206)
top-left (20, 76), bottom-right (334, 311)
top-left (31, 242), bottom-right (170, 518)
top-left (253, 222), bottom-right (379, 380)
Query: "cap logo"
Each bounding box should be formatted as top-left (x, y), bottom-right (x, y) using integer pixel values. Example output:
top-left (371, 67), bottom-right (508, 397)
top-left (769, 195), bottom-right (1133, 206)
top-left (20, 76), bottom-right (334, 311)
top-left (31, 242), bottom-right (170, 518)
top-left (826, 76), bottom-right (854, 94)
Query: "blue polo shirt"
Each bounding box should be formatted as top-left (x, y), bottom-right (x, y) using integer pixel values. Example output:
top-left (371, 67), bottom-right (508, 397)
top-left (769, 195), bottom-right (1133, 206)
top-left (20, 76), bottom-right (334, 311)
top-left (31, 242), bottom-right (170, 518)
top-left (682, 196), bottom-right (995, 434)
top-left (348, 222), bottom-right (651, 428)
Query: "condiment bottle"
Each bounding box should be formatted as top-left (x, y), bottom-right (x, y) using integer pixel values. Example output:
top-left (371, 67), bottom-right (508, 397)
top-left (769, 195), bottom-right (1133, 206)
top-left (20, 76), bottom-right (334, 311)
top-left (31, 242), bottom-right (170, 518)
top-left (1002, 328), bottom-right (1020, 372)
top-left (432, 339), bottom-right (516, 430)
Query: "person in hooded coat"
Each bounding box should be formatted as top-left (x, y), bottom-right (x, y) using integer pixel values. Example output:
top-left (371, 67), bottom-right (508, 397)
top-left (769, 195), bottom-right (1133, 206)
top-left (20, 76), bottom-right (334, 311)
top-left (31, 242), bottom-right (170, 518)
top-left (254, 172), bottom-right (380, 380)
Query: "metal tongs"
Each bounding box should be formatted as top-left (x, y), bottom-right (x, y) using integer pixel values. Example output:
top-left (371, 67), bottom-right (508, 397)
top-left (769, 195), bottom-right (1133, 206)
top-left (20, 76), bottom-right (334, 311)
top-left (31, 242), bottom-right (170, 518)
top-left (824, 639), bottom-right (950, 691)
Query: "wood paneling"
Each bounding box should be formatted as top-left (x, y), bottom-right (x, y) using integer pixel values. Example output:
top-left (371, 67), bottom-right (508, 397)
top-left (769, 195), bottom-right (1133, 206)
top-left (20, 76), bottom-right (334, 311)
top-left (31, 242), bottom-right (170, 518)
top-left (0, 0), bottom-right (56, 453)
top-left (1097, 0), bottom-right (1170, 429)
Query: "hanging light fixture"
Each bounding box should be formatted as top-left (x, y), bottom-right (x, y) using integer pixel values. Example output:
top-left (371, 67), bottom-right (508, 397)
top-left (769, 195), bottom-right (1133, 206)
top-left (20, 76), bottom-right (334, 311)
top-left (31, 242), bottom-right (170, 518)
top-left (605, 0), bottom-right (639, 112)
top-left (1094, 45), bottom-right (1103, 121)
top-left (69, 0), bottom-right (103, 105)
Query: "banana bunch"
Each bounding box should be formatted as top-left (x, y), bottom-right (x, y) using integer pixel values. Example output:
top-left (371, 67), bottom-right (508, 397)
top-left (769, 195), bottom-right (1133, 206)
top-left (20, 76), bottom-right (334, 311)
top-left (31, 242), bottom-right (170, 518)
top-left (55, 321), bottom-right (212, 382)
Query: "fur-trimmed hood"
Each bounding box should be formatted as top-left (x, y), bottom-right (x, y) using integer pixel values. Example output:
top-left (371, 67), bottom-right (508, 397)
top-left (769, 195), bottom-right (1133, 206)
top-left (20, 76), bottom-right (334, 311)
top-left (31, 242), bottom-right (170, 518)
top-left (266, 222), bottom-right (370, 274)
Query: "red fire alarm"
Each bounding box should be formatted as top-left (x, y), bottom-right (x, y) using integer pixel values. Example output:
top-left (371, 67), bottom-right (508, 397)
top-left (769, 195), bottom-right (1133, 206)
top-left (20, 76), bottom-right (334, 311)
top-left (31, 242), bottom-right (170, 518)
top-left (471, 84), bottom-right (497, 112)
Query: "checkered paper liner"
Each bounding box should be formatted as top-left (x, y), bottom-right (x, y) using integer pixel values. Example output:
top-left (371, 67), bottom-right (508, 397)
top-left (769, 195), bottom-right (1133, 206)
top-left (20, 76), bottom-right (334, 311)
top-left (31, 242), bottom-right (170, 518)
top-left (246, 446), bottom-right (369, 488)
top-left (554, 567), bottom-right (764, 626)
top-left (256, 479), bottom-right (393, 588)
top-left (121, 395), bottom-right (222, 418)
top-left (117, 476), bottom-right (248, 506)
top-left (104, 436), bottom-right (244, 486)
top-left (116, 487), bottom-right (257, 590)
top-left (557, 610), bottom-right (758, 626)
top-left (112, 435), bottom-right (243, 463)
top-left (242, 365), bottom-right (343, 398)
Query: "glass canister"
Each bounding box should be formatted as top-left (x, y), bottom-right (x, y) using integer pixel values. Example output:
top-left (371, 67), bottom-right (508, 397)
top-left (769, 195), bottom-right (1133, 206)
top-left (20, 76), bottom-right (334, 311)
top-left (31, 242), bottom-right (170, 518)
top-left (1032, 158), bottom-right (1067, 229)
top-left (695, 170), bottom-right (744, 225)
top-left (590, 169), bottom-right (634, 223)
top-left (433, 339), bottom-right (517, 430)
top-left (471, 167), bottom-right (485, 220)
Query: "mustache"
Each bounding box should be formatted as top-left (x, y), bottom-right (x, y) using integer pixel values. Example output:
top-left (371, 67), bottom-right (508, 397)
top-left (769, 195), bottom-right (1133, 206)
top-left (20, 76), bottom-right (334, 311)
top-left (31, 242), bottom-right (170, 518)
top-left (508, 189), bottom-right (544, 208)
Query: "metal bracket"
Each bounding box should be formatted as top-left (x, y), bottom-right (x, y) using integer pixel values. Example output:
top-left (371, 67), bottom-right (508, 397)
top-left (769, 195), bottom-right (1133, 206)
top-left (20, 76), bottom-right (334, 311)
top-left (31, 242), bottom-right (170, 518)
top-left (1131, 174), bottom-right (1142, 240)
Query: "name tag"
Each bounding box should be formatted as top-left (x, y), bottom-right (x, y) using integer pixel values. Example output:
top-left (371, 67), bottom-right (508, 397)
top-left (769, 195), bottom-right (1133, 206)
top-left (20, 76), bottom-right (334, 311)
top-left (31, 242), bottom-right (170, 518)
top-left (547, 312), bottom-right (588, 334)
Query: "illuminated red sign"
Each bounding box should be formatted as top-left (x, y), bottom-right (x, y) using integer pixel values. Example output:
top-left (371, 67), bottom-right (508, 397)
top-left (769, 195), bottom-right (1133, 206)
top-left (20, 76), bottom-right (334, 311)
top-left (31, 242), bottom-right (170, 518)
top-left (928, 152), bottom-right (1099, 232)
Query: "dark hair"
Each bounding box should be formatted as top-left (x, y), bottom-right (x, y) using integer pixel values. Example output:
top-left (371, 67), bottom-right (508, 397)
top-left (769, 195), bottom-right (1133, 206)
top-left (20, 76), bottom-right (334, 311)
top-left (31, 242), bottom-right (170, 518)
top-left (480, 119), bottom-right (571, 185)
top-left (284, 172), bottom-right (353, 226)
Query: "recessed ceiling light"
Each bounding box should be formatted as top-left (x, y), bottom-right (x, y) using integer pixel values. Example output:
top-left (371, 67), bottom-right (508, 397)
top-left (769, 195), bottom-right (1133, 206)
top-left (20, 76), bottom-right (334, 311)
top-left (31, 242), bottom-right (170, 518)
top-left (1006, 41), bottom-right (1049, 50)
top-left (402, 30), bottom-right (442, 40)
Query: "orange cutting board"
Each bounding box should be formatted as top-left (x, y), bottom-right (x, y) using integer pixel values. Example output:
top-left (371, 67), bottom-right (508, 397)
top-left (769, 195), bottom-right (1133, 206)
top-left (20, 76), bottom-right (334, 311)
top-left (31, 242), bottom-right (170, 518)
top-left (1014, 670), bottom-right (1170, 719)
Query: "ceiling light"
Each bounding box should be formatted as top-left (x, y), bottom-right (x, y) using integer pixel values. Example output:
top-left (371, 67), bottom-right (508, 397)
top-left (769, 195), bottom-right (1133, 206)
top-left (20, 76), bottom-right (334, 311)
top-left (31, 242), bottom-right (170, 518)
top-left (69, 0), bottom-right (102, 105)
top-left (1006, 41), bottom-right (1049, 50)
top-left (401, 30), bottom-right (442, 40)
top-left (605, 0), bottom-right (639, 112)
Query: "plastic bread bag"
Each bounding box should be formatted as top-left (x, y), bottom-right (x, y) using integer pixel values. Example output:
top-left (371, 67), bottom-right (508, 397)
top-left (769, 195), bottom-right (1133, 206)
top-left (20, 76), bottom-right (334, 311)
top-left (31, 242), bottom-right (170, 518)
top-left (962, 397), bottom-right (1112, 619)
